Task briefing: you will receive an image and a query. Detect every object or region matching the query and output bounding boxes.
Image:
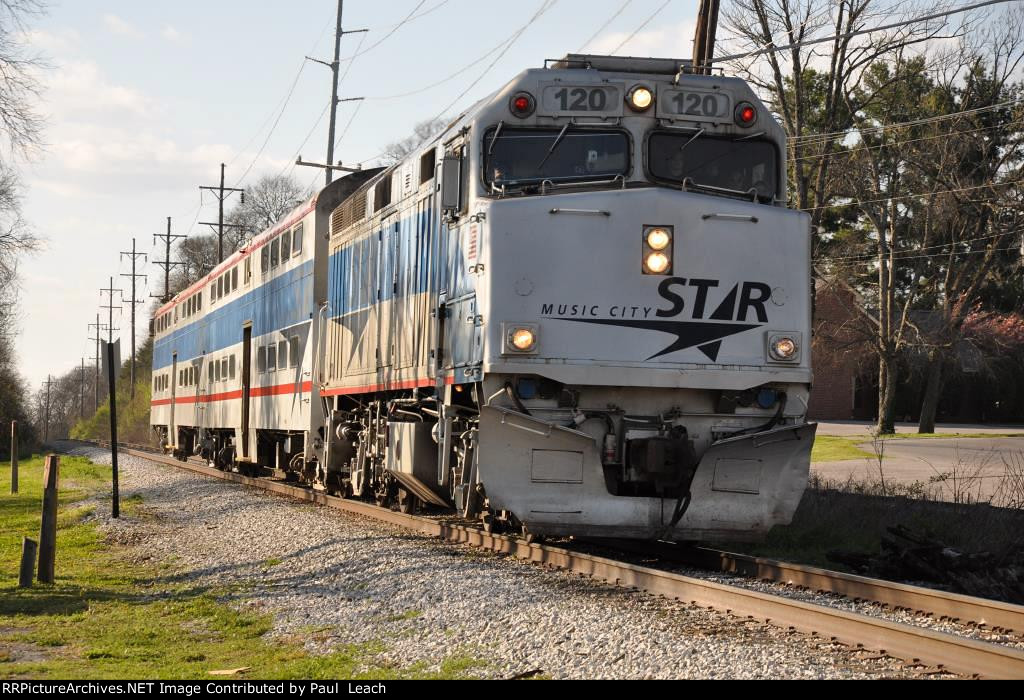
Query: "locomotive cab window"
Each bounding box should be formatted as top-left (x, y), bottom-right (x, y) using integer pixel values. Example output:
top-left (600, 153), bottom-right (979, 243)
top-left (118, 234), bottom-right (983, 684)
top-left (483, 127), bottom-right (629, 189)
top-left (648, 132), bottom-right (778, 201)
top-left (420, 148), bottom-right (436, 185)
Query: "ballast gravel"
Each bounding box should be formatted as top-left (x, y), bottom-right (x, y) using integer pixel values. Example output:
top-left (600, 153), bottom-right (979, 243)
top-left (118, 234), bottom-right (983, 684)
top-left (66, 445), bottom-right (957, 680)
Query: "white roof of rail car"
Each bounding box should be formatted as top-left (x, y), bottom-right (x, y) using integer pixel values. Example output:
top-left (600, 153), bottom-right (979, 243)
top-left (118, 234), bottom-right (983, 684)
top-left (154, 196), bottom-right (316, 316)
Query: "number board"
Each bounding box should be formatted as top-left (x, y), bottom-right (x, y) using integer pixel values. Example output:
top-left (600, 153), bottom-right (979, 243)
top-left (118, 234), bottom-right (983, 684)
top-left (657, 86), bottom-right (732, 122)
top-left (539, 84), bottom-right (623, 117)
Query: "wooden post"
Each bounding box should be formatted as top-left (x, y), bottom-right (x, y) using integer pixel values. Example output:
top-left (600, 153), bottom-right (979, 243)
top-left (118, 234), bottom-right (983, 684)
top-left (37, 455), bottom-right (58, 584)
top-left (19, 537), bottom-right (37, 588)
top-left (10, 420), bottom-right (17, 495)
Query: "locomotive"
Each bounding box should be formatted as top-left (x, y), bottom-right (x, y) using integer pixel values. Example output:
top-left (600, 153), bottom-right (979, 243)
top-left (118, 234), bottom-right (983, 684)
top-left (152, 54), bottom-right (816, 541)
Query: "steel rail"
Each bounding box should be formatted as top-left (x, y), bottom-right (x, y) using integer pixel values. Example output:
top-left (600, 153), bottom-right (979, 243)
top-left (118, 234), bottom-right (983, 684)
top-left (87, 442), bottom-right (1024, 679)
top-left (603, 540), bottom-right (1024, 635)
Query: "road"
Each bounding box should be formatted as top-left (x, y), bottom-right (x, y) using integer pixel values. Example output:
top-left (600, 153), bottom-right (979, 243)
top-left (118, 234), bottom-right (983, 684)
top-left (813, 435), bottom-right (1024, 504)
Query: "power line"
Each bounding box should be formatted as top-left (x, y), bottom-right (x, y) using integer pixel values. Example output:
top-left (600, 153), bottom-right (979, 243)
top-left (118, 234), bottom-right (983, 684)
top-left (787, 119), bottom-right (1024, 164)
top-left (430, 0), bottom-right (560, 122)
top-left (716, 0), bottom-right (1018, 65)
top-left (336, 0), bottom-right (438, 63)
top-left (800, 178), bottom-right (1022, 212)
top-left (578, 0), bottom-right (634, 52)
top-left (790, 98), bottom-right (1024, 145)
top-left (611, 0), bottom-right (672, 55)
top-left (824, 230), bottom-right (1014, 263)
top-left (820, 245), bottom-right (1020, 266)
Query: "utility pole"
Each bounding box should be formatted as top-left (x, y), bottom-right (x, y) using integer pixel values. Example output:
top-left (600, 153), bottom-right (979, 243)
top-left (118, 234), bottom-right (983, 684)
top-left (42, 375), bottom-right (53, 444)
top-left (298, 0), bottom-right (367, 185)
top-left (120, 239), bottom-right (147, 398)
top-left (88, 316), bottom-right (108, 410)
top-left (200, 165), bottom-right (245, 263)
top-left (153, 217), bottom-right (186, 304)
top-left (692, 0), bottom-right (721, 75)
top-left (100, 278), bottom-right (122, 345)
top-left (79, 359), bottom-right (86, 419)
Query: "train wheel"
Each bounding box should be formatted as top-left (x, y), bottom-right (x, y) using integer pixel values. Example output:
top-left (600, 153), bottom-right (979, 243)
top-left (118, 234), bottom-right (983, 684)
top-left (396, 488), bottom-right (419, 515)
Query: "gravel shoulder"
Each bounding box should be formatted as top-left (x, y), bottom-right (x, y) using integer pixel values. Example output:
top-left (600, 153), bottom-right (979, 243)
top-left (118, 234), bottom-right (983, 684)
top-left (66, 445), bottom-right (956, 680)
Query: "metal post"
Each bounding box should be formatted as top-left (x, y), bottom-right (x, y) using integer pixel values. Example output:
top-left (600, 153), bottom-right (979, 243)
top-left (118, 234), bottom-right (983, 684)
top-left (107, 342), bottom-right (120, 519)
top-left (37, 455), bottom-right (58, 584)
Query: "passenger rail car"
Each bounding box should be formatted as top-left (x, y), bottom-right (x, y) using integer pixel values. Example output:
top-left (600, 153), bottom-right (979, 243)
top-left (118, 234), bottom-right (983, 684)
top-left (154, 54), bottom-right (817, 542)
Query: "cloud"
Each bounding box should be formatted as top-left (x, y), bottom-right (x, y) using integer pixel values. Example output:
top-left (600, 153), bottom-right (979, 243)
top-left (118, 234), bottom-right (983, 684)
top-left (44, 60), bottom-right (153, 118)
top-left (103, 14), bottom-right (143, 39)
top-left (20, 28), bottom-right (82, 54)
top-left (586, 20), bottom-right (697, 59)
top-left (161, 25), bottom-right (186, 43)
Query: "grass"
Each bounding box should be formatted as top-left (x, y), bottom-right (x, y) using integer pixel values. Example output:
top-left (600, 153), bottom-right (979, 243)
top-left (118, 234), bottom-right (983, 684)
top-left (0, 455), bottom-right (484, 680)
top-left (728, 472), bottom-right (1024, 570)
top-left (810, 436), bottom-right (875, 462)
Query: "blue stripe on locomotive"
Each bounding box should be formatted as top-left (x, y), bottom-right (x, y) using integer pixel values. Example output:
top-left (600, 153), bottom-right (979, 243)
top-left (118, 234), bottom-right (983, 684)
top-left (326, 206), bottom-right (473, 322)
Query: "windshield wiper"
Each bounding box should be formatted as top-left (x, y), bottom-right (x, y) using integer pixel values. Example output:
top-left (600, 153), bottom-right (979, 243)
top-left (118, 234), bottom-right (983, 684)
top-left (488, 121), bottom-right (504, 156)
top-left (681, 177), bottom-right (762, 202)
top-left (535, 123), bottom-right (572, 171)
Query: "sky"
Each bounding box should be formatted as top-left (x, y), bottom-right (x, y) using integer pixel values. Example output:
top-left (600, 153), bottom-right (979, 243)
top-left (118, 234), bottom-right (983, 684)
top-left (14, 0), bottom-right (701, 390)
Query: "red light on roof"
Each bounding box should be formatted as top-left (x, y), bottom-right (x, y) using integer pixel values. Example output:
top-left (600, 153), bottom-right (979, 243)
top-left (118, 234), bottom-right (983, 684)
top-left (510, 92), bottom-right (535, 118)
top-left (735, 102), bottom-right (758, 127)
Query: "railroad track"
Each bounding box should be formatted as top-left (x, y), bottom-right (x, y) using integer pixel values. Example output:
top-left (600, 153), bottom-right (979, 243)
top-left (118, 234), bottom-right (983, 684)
top-left (81, 440), bottom-right (1024, 679)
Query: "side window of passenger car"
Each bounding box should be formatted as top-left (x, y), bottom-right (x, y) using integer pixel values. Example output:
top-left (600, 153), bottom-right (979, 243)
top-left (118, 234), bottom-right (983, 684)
top-left (257, 347), bottom-right (267, 373)
top-left (281, 230), bottom-right (291, 262)
top-left (292, 223), bottom-right (303, 256)
top-left (261, 246), bottom-right (269, 274)
top-left (271, 239), bottom-right (280, 268)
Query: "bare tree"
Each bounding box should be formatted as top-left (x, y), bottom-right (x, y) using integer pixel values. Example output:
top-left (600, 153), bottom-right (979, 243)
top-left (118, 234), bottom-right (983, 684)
top-left (170, 173), bottom-right (309, 292)
top-left (225, 173), bottom-right (311, 243)
top-left (380, 117), bottom-right (448, 165)
top-left (0, 0), bottom-right (45, 158)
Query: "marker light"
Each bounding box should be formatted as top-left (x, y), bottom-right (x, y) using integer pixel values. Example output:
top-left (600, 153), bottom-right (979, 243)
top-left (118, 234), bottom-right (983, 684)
top-left (735, 102), bottom-right (758, 127)
top-left (511, 328), bottom-right (537, 352)
top-left (645, 253), bottom-right (671, 275)
top-left (646, 228), bottom-right (671, 251)
top-left (510, 92), bottom-right (536, 118)
top-left (627, 85), bottom-right (654, 112)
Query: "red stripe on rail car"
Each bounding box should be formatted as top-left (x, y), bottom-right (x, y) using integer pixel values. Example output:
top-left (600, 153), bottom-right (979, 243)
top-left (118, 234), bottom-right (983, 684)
top-left (320, 375), bottom-right (457, 397)
top-left (150, 381), bottom-right (312, 407)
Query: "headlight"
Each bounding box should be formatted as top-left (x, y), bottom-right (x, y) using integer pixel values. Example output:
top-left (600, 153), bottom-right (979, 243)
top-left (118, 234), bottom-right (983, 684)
top-left (642, 225), bottom-right (673, 275)
top-left (511, 328), bottom-right (536, 351)
top-left (645, 253), bottom-right (671, 275)
top-left (627, 85), bottom-right (654, 112)
top-left (503, 323), bottom-right (539, 355)
top-left (767, 333), bottom-right (801, 362)
top-left (646, 228), bottom-right (671, 251)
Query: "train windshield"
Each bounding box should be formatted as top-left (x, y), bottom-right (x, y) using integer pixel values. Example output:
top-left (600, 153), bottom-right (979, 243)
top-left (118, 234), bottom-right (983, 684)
top-left (648, 132), bottom-right (777, 200)
top-left (483, 127), bottom-right (629, 189)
